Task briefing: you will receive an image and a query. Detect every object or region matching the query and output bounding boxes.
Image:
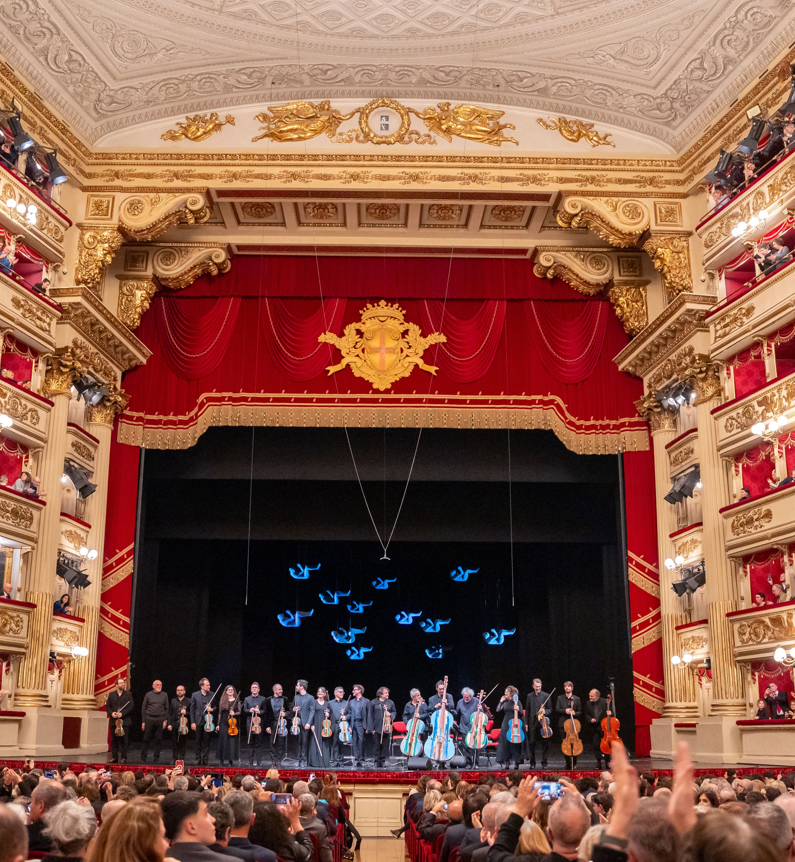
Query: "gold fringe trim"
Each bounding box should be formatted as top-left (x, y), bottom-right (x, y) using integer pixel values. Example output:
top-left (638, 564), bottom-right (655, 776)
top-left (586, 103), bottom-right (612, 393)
top-left (102, 560), bottom-right (133, 592)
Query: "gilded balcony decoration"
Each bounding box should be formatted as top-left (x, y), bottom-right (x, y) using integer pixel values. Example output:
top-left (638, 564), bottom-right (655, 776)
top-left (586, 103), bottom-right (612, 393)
top-left (536, 116), bottom-right (615, 148)
top-left (0, 486), bottom-right (43, 546)
top-left (671, 522), bottom-right (703, 562)
top-left (66, 424), bottom-right (98, 471)
top-left (0, 173), bottom-right (69, 262)
top-left (75, 226), bottom-right (123, 295)
top-left (533, 248), bottom-right (614, 296)
top-left (607, 281), bottom-right (649, 337)
top-left (722, 483), bottom-right (795, 557)
top-left (42, 345), bottom-right (88, 397)
top-left (118, 193), bottom-right (210, 242)
top-left (118, 279), bottom-right (156, 330)
top-left (642, 234), bottom-right (693, 300)
top-left (715, 372), bottom-right (795, 455)
top-left (0, 379), bottom-right (51, 449)
top-left (729, 603), bottom-right (795, 664)
top-left (85, 383), bottom-right (129, 425)
top-left (59, 514), bottom-right (89, 556)
top-left (667, 430), bottom-right (699, 479)
top-left (675, 619), bottom-right (710, 664)
top-left (0, 598), bottom-right (35, 657)
top-left (676, 352), bottom-right (723, 401)
top-left (50, 612), bottom-right (85, 659)
top-left (0, 273), bottom-right (59, 353)
top-left (634, 391), bottom-right (678, 433)
top-left (555, 198), bottom-right (650, 247)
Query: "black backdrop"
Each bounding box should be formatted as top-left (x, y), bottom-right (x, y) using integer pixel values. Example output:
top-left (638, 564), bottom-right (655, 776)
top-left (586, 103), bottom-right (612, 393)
top-left (130, 427), bottom-right (635, 750)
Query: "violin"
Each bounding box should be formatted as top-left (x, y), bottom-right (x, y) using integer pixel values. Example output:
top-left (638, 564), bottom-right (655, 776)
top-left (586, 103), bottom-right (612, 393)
top-left (465, 690), bottom-right (489, 750)
top-left (276, 708), bottom-right (288, 737)
top-left (424, 675), bottom-right (454, 762)
top-left (600, 689), bottom-right (621, 755)
top-left (381, 701), bottom-right (392, 740)
top-left (178, 707), bottom-right (189, 736)
top-left (203, 683), bottom-right (223, 733)
top-left (251, 706), bottom-right (262, 735)
top-left (561, 697), bottom-right (583, 758)
top-left (401, 697), bottom-right (425, 756)
top-left (114, 698), bottom-right (131, 736)
top-left (322, 708), bottom-right (333, 738)
top-left (291, 705), bottom-right (301, 735)
top-left (509, 693), bottom-right (525, 744)
top-left (537, 687), bottom-right (555, 740)
top-left (338, 699), bottom-right (352, 743)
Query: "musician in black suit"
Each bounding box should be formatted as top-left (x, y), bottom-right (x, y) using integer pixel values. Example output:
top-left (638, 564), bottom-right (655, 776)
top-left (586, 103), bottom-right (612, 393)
top-left (268, 683), bottom-right (287, 766)
top-left (524, 679), bottom-right (551, 769)
top-left (243, 681), bottom-right (268, 766)
top-left (368, 687), bottom-right (397, 768)
top-left (349, 684), bottom-right (370, 767)
top-left (189, 677), bottom-right (215, 766)
top-left (765, 683), bottom-right (791, 719)
top-left (105, 678), bottom-right (134, 764)
top-left (168, 684), bottom-right (191, 763)
top-left (584, 689), bottom-right (611, 769)
top-left (428, 680), bottom-right (457, 719)
top-left (554, 681), bottom-right (582, 770)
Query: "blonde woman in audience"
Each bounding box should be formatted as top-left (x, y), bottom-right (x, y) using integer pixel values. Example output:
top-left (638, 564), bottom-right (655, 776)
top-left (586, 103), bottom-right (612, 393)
top-left (517, 818), bottom-right (551, 857)
top-left (577, 824), bottom-right (606, 861)
top-left (87, 798), bottom-right (168, 862)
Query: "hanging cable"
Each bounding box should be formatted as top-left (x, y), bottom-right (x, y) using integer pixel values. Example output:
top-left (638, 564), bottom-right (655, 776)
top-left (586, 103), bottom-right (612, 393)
top-left (244, 426), bottom-right (255, 605)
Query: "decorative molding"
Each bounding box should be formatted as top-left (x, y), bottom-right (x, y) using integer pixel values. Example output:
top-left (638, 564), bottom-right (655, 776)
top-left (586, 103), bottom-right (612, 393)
top-left (304, 202), bottom-right (338, 220)
top-left (61, 528), bottom-right (87, 550)
top-left (723, 378), bottom-right (795, 434)
top-left (75, 227), bottom-right (123, 295)
top-left (635, 391), bottom-right (678, 432)
top-left (0, 498), bottom-right (34, 531)
top-left (533, 247), bottom-right (614, 296)
top-left (43, 345), bottom-right (87, 397)
top-left (654, 201), bottom-right (683, 226)
top-left (730, 507), bottom-right (774, 536)
top-left (10, 295), bottom-right (55, 333)
top-left (428, 203), bottom-right (462, 222)
top-left (490, 205), bottom-right (525, 222)
top-left (51, 627), bottom-right (79, 648)
top-left (608, 280), bottom-right (649, 337)
top-left (86, 383), bottom-right (129, 425)
top-left (118, 278), bottom-right (157, 331)
top-left (555, 197), bottom-right (650, 247)
top-left (714, 304), bottom-right (755, 341)
top-left (241, 202), bottom-right (276, 219)
top-left (0, 181), bottom-right (65, 246)
top-left (642, 233), bottom-right (693, 299)
top-left (71, 337), bottom-right (116, 383)
top-left (118, 193), bottom-right (210, 242)
top-left (152, 246), bottom-right (231, 291)
top-left (648, 344), bottom-right (696, 392)
top-left (0, 387), bottom-right (41, 427)
top-left (680, 635), bottom-right (707, 653)
top-left (670, 446), bottom-right (695, 468)
top-left (0, 610), bottom-right (24, 636)
top-left (536, 116), bottom-right (614, 148)
top-left (366, 203), bottom-right (399, 221)
top-left (676, 536), bottom-right (702, 559)
top-left (676, 352), bottom-right (722, 401)
top-left (70, 440), bottom-right (94, 462)
top-left (161, 113), bottom-right (235, 142)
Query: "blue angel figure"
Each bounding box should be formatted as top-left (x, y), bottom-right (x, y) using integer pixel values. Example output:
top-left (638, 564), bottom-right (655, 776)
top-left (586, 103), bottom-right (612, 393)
top-left (347, 601), bottom-right (373, 613)
top-left (332, 627), bottom-right (366, 644)
top-left (289, 563), bottom-right (321, 580)
top-left (319, 590), bottom-right (351, 605)
top-left (419, 618), bottom-right (451, 633)
top-left (425, 646), bottom-right (445, 659)
top-left (450, 566), bottom-right (479, 582)
top-left (483, 628), bottom-right (516, 645)
top-left (372, 578), bottom-right (396, 590)
top-left (277, 609), bottom-right (314, 628)
top-left (395, 611), bottom-right (423, 625)
top-left (347, 646), bottom-right (373, 660)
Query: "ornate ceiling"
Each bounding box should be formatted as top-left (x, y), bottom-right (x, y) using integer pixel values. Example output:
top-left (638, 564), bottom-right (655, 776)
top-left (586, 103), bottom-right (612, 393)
top-left (2, 0), bottom-right (795, 151)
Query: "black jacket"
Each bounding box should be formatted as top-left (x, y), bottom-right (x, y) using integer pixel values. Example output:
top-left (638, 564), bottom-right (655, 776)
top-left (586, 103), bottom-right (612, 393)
top-left (105, 690), bottom-right (134, 726)
top-left (554, 694), bottom-right (582, 731)
top-left (368, 698), bottom-right (397, 733)
top-left (524, 690), bottom-right (551, 729)
top-left (584, 698), bottom-right (609, 734)
top-left (170, 696), bottom-right (191, 728)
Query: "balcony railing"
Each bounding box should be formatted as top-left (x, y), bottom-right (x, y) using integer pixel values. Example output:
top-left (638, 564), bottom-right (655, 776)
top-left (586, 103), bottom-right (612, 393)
top-left (58, 513), bottom-right (91, 556)
top-left (50, 611), bottom-right (85, 658)
top-left (65, 424), bottom-right (98, 474)
top-left (0, 167), bottom-right (70, 262)
top-left (0, 270), bottom-right (60, 353)
top-left (666, 428), bottom-right (699, 481)
top-left (0, 485), bottom-right (44, 545)
top-left (0, 377), bottom-right (51, 449)
top-left (728, 600), bottom-right (795, 664)
top-left (721, 482), bottom-right (795, 557)
top-left (0, 596), bottom-right (35, 656)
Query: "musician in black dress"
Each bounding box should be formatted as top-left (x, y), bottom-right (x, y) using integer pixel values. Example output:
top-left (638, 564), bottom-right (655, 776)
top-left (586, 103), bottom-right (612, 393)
top-left (308, 687), bottom-right (336, 768)
top-left (167, 684), bottom-right (191, 763)
top-left (555, 681), bottom-right (582, 771)
top-left (495, 686), bottom-right (523, 770)
top-left (268, 683), bottom-right (288, 766)
top-left (243, 682), bottom-right (268, 766)
top-left (292, 679), bottom-right (315, 767)
top-left (368, 687), bottom-right (396, 768)
top-left (329, 687), bottom-right (348, 766)
top-left (217, 685), bottom-right (241, 766)
top-left (524, 679), bottom-right (551, 769)
top-left (349, 684), bottom-right (370, 767)
top-left (190, 678), bottom-right (215, 766)
top-left (584, 689), bottom-right (611, 769)
top-left (105, 678), bottom-right (134, 764)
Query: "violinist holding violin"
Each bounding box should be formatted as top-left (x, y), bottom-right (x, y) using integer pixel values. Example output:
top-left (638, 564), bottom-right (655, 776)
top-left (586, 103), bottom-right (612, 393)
top-left (292, 679), bottom-right (316, 767)
top-left (190, 677), bottom-right (216, 766)
top-left (554, 681), bottom-right (582, 770)
top-left (217, 685), bottom-right (241, 766)
top-left (524, 679), bottom-right (551, 770)
top-left (368, 686), bottom-right (396, 768)
top-left (329, 687), bottom-right (347, 766)
top-left (168, 684), bottom-right (191, 764)
top-left (309, 686), bottom-right (336, 768)
top-left (268, 683), bottom-right (288, 767)
top-left (105, 677), bottom-right (134, 764)
top-left (585, 689), bottom-right (611, 769)
top-left (243, 682), bottom-right (268, 766)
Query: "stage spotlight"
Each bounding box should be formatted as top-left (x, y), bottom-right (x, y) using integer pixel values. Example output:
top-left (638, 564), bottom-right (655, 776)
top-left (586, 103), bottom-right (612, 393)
top-left (72, 377), bottom-right (92, 399)
top-left (25, 157), bottom-right (46, 186)
top-left (56, 554), bottom-right (91, 589)
top-left (87, 384), bottom-right (108, 406)
top-left (44, 150), bottom-right (68, 185)
top-left (736, 117), bottom-right (766, 156)
top-left (6, 114), bottom-right (33, 151)
top-left (685, 570), bottom-right (707, 592)
top-left (679, 468), bottom-right (701, 499)
top-left (664, 474), bottom-right (688, 504)
top-left (63, 460), bottom-right (97, 498)
top-left (671, 579), bottom-right (689, 597)
top-left (704, 149), bottom-right (732, 184)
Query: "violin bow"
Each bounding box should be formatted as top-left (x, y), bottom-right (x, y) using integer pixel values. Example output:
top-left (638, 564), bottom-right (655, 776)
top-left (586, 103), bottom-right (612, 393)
top-left (311, 725), bottom-right (324, 757)
top-left (205, 682), bottom-right (224, 714)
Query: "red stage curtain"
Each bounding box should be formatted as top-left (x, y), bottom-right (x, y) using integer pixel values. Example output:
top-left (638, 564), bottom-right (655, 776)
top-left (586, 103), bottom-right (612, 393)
top-left (418, 300), bottom-right (506, 383)
top-left (524, 300), bottom-right (608, 384)
top-left (624, 446), bottom-right (664, 756)
top-left (155, 296), bottom-right (241, 380)
top-left (262, 297), bottom-right (347, 381)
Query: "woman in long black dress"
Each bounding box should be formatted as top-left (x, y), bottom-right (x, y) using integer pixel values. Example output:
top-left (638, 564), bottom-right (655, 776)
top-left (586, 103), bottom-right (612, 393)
top-left (495, 685), bottom-right (524, 770)
top-left (308, 686), bottom-right (336, 768)
top-left (217, 685), bottom-right (241, 766)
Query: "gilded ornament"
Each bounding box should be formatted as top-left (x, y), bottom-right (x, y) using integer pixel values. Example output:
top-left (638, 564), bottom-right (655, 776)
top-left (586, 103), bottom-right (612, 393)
top-left (0, 390), bottom-right (40, 426)
top-left (534, 249), bottom-right (613, 297)
top-left (676, 352), bottom-right (722, 401)
top-left (124, 250), bottom-right (148, 272)
top-left (676, 537), bottom-right (701, 559)
top-left (428, 204), bottom-right (462, 222)
top-left (0, 498), bottom-right (34, 530)
top-left (670, 446), bottom-right (694, 468)
top-left (118, 278), bottom-right (157, 331)
top-left (409, 103), bottom-right (517, 147)
top-left (536, 116), bottom-right (615, 148)
top-left (319, 300), bottom-right (446, 391)
top-left (490, 205), bottom-right (525, 222)
top-left (730, 507), bottom-right (773, 536)
top-left (87, 197), bottom-right (112, 219)
top-left (680, 635), bottom-right (707, 653)
top-left (607, 282), bottom-right (648, 337)
top-left (70, 440), bottom-right (94, 462)
top-left (654, 202), bottom-right (683, 226)
top-left (304, 202), bottom-right (338, 220)
top-left (158, 250), bottom-right (177, 267)
top-left (634, 391), bottom-right (677, 433)
top-left (0, 610), bottom-right (23, 636)
top-left (75, 228), bottom-right (123, 294)
top-left (62, 528), bottom-right (87, 550)
top-left (357, 98), bottom-right (412, 145)
top-left (86, 382), bottom-right (129, 425)
top-left (642, 234), bottom-right (692, 299)
top-left (253, 101), bottom-right (357, 143)
top-left (715, 305), bottom-right (755, 340)
top-left (757, 380), bottom-right (795, 421)
top-left (737, 619), bottom-right (773, 645)
top-left (43, 346), bottom-right (88, 397)
top-left (10, 295), bottom-right (52, 333)
top-left (648, 345), bottom-right (695, 393)
top-left (71, 338), bottom-right (115, 382)
top-left (241, 202), bottom-right (276, 219)
top-left (51, 627), bottom-right (80, 648)
top-left (769, 612), bottom-right (795, 641)
top-left (556, 198), bottom-right (649, 247)
top-left (724, 403), bottom-right (763, 434)
top-left (161, 113), bottom-right (235, 143)
top-left (366, 203), bottom-right (399, 221)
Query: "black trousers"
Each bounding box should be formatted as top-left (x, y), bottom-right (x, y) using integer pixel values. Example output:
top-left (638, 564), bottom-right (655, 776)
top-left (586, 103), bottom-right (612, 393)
top-left (141, 720), bottom-right (164, 761)
top-left (110, 725), bottom-right (129, 761)
top-left (270, 729), bottom-right (286, 763)
top-left (592, 733), bottom-right (610, 768)
top-left (563, 752), bottom-right (578, 770)
top-left (172, 728), bottom-right (188, 761)
top-left (249, 730), bottom-right (263, 762)
top-left (527, 725), bottom-right (550, 766)
top-left (352, 725), bottom-right (366, 762)
top-left (373, 731), bottom-right (391, 765)
top-left (195, 725), bottom-right (212, 762)
top-left (297, 728), bottom-right (311, 764)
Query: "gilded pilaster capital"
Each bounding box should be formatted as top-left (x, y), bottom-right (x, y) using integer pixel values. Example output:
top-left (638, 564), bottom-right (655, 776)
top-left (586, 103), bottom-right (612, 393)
top-left (676, 352), bottom-right (723, 402)
top-left (118, 278), bottom-right (157, 331)
top-left (608, 280), bottom-right (649, 337)
top-left (555, 197), bottom-right (650, 247)
top-left (533, 247), bottom-right (613, 296)
top-left (75, 227), bottom-right (123, 295)
top-left (642, 233), bottom-right (693, 301)
top-left (635, 391), bottom-right (678, 432)
top-left (86, 383), bottom-right (129, 425)
top-left (42, 345), bottom-right (89, 397)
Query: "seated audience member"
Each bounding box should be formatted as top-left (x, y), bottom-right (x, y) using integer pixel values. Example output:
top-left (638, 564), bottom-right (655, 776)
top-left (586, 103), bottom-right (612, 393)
top-left (754, 592), bottom-right (773, 607)
top-left (162, 791), bottom-right (229, 862)
top-left (772, 583), bottom-right (788, 603)
top-left (756, 699), bottom-right (772, 719)
top-left (768, 238), bottom-right (791, 269)
top-left (2, 582), bottom-right (12, 599)
top-left (27, 475), bottom-right (43, 498)
top-left (12, 471), bottom-right (31, 494)
top-left (461, 800), bottom-right (500, 862)
top-left (54, 594), bottom-right (71, 615)
top-left (450, 792), bottom-right (488, 862)
top-left (590, 793), bottom-right (612, 821)
top-left (739, 487), bottom-right (751, 501)
top-left (421, 796), bottom-right (460, 843)
top-left (0, 139), bottom-right (18, 170)
top-left (224, 791), bottom-right (276, 862)
top-left (207, 802), bottom-right (251, 861)
top-left (248, 799), bottom-right (312, 862)
top-left (0, 803), bottom-right (28, 862)
top-left (710, 187), bottom-right (730, 210)
top-left (0, 241), bottom-right (16, 276)
top-left (32, 277), bottom-right (50, 296)
top-left (689, 810), bottom-right (780, 862)
top-left (28, 779), bottom-right (67, 851)
top-left (42, 799), bottom-right (97, 860)
top-left (298, 794), bottom-right (332, 862)
top-left (87, 797), bottom-right (169, 862)
top-left (776, 468), bottom-right (795, 487)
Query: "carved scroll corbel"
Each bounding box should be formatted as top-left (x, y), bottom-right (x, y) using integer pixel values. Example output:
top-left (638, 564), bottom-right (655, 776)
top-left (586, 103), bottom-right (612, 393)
top-left (118, 278), bottom-right (157, 331)
top-left (555, 197), bottom-right (650, 247)
top-left (119, 193), bottom-right (211, 242)
top-left (533, 248), bottom-right (614, 296)
top-left (152, 246), bottom-right (231, 290)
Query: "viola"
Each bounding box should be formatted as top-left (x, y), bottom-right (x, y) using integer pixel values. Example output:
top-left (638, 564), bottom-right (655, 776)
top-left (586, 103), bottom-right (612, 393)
top-left (276, 708), bottom-right (288, 737)
top-left (322, 708), bottom-right (333, 738)
top-left (178, 707), bottom-right (189, 736)
top-left (464, 690), bottom-right (488, 750)
top-left (204, 705), bottom-right (215, 733)
top-left (600, 690), bottom-right (621, 755)
top-left (509, 693), bottom-right (525, 744)
top-left (537, 687), bottom-right (555, 740)
top-left (251, 706), bottom-right (262, 735)
top-left (401, 698), bottom-right (425, 756)
top-left (338, 704), bottom-right (352, 743)
top-left (291, 706), bottom-right (301, 735)
top-left (424, 675), bottom-right (454, 761)
top-left (561, 697), bottom-right (583, 758)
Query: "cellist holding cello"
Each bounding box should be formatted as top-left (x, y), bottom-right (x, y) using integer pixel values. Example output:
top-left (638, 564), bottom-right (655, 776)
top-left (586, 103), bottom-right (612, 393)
top-left (554, 681), bottom-right (582, 770)
top-left (585, 688), bottom-right (612, 769)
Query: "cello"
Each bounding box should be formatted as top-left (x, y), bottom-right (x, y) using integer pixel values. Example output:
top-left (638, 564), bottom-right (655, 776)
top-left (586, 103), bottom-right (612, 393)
top-left (561, 696), bottom-right (583, 760)
top-left (600, 688), bottom-right (621, 755)
top-left (464, 688), bottom-right (491, 751)
top-left (424, 675), bottom-right (454, 762)
top-left (401, 697), bottom-right (425, 756)
top-left (509, 693), bottom-right (525, 744)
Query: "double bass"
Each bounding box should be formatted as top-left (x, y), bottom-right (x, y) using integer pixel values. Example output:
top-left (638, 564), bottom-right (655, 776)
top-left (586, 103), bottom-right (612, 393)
top-left (561, 697), bottom-right (583, 759)
top-left (600, 687), bottom-right (621, 755)
top-left (424, 675), bottom-right (454, 761)
top-left (401, 697), bottom-right (425, 756)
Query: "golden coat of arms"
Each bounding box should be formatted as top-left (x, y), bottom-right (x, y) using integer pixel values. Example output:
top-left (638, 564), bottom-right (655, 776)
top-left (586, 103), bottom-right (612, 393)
top-left (319, 301), bottom-right (446, 391)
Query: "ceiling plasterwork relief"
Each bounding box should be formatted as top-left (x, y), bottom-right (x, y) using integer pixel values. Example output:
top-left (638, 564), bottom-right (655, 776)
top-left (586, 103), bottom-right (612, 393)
top-left (0, 0), bottom-right (794, 152)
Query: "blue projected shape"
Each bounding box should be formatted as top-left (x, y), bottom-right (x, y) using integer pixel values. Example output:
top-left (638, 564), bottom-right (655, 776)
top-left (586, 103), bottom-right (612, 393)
top-left (347, 646), bottom-right (373, 660)
top-left (450, 566), bottom-right (479, 582)
top-left (426, 646), bottom-right (445, 659)
top-left (332, 626), bottom-right (366, 644)
top-left (277, 609), bottom-right (314, 628)
top-left (396, 611), bottom-right (423, 625)
top-left (373, 578), bottom-right (396, 590)
top-left (419, 618), bottom-right (451, 633)
top-left (290, 563), bottom-right (321, 580)
top-left (319, 590), bottom-right (351, 605)
top-left (347, 601), bottom-right (373, 613)
top-left (483, 628), bottom-right (516, 645)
